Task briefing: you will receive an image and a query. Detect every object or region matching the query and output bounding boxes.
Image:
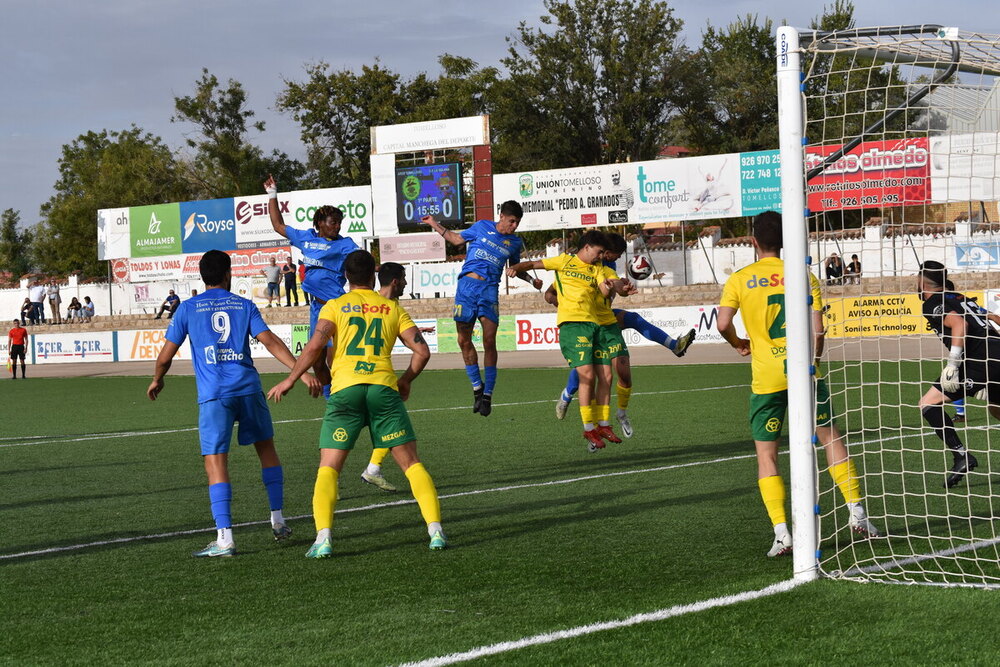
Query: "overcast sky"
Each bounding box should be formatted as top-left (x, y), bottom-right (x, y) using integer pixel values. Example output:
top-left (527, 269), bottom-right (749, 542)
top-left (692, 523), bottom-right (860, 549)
top-left (3, 1), bottom-right (995, 229)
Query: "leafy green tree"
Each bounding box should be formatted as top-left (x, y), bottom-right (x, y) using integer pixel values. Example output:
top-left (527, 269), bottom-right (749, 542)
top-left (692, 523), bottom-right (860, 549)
top-left (495, 0), bottom-right (689, 170)
top-left (277, 61), bottom-right (411, 187)
top-left (0, 209), bottom-right (33, 278)
top-left (173, 68), bottom-right (303, 198)
top-left (34, 127), bottom-right (190, 277)
top-left (673, 14), bottom-right (778, 155)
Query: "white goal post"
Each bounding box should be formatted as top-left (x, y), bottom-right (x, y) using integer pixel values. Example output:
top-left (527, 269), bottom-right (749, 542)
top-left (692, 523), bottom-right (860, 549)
top-left (777, 24), bottom-right (1000, 587)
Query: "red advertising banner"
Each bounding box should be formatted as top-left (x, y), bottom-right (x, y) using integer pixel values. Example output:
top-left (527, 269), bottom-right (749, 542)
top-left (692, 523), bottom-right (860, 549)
top-left (805, 138), bottom-right (929, 211)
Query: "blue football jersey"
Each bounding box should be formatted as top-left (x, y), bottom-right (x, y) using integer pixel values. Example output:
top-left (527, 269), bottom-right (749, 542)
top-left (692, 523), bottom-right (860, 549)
top-left (165, 288), bottom-right (269, 403)
top-left (458, 220), bottom-right (523, 285)
top-left (285, 226), bottom-right (359, 301)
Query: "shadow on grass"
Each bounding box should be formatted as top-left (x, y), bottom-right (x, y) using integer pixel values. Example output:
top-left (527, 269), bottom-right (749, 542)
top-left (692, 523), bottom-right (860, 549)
top-left (0, 484), bottom-right (203, 512)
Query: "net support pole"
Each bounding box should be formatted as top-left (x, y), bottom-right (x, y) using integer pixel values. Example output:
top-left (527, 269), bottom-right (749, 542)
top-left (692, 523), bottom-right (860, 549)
top-left (776, 26), bottom-right (819, 583)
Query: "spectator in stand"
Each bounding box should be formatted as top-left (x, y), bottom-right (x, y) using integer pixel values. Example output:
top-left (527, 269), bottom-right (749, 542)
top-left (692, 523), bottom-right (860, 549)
top-left (20, 298), bottom-right (35, 326)
top-left (66, 297), bottom-right (83, 322)
top-left (281, 256), bottom-right (299, 307)
top-left (845, 254), bottom-right (862, 285)
top-left (154, 290), bottom-right (181, 319)
top-left (82, 296), bottom-right (95, 322)
top-left (8, 319), bottom-right (28, 379)
top-left (825, 253), bottom-right (844, 286)
top-left (29, 281), bottom-right (46, 324)
top-left (47, 281), bottom-right (62, 325)
top-left (298, 260), bottom-right (310, 305)
top-left (261, 257), bottom-right (282, 308)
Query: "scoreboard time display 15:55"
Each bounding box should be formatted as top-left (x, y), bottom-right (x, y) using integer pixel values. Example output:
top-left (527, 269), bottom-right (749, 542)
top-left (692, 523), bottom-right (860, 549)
top-left (395, 162), bottom-right (463, 227)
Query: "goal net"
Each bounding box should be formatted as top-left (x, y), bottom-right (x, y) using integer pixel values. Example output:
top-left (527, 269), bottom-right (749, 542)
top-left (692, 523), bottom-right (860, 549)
top-left (778, 25), bottom-right (1000, 587)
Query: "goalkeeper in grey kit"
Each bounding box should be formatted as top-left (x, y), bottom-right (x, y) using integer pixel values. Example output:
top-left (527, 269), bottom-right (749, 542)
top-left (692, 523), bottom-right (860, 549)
top-left (917, 261), bottom-right (1000, 488)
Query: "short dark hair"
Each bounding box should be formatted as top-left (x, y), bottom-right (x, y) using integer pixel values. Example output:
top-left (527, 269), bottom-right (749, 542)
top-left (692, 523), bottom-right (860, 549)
top-left (919, 260), bottom-right (947, 288)
top-left (752, 211), bottom-right (783, 252)
top-left (378, 262), bottom-right (406, 287)
top-left (313, 205), bottom-right (344, 229)
top-left (344, 250), bottom-right (376, 285)
top-left (580, 230), bottom-right (608, 249)
top-left (499, 200), bottom-right (523, 221)
top-left (199, 249), bottom-right (231, 285)
top-left (604, 232), bottom-right (627, 255)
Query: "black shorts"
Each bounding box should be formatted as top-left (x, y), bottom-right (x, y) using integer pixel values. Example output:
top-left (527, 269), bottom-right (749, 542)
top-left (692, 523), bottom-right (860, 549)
top-left (9, 344), bottom-right (25, 361)
top-left (934, 359), bottom-right (1000, 405)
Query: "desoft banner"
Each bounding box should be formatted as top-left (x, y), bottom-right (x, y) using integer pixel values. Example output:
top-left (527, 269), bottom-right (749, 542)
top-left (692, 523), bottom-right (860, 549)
top-left (33, 332), bottom-right (116, 364)
top-left (806, 137), bottom-right (929, 211)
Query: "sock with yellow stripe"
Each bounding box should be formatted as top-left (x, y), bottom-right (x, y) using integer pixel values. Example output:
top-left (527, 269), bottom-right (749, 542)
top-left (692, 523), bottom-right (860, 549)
top-left (597, 404), bottom-right (611, 427)
top-left (616, 383), bottom-right (632, 411)
top-left (830, 459), bottom-right (862, 504)
top-left (312, 467), bottom-right (338, 539)
top-left (580, 404), bottom-right (596, 431)
top-left (404, 463), bottom-right (442, 530)
top-left (757, 475), bottom-right (787, 527)
top-left (367, 448), bottom-right (390, 475)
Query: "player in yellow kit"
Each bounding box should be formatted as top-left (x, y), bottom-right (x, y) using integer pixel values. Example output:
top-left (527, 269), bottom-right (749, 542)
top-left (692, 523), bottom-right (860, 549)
top-left (716, 211), bottom-right (879, 558)
top-left (267, 250), bottom-right (445, 556)
top-left (508, 230), bottom-right (634, 452)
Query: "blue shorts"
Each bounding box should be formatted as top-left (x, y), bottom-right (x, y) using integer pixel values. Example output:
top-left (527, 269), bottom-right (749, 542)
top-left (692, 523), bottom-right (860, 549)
top-left (309, 300), bottom-right (333, 348)
top-left (266, 282), bottom-right (280, 296)
top-left (198, 392), bottom-right (274, 455)
top-left (453, 275), bottom-right (499, 324)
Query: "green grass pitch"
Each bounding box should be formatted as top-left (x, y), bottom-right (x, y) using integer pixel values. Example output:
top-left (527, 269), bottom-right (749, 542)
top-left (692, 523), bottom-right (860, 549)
top-left (4, 362), bottom-right (1000, 665)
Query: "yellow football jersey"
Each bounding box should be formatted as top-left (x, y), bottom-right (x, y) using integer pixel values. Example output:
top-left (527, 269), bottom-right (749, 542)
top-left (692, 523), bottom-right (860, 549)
top-left (719, 256), bottom-right (822, 394)
top-left (541, 253), bottom-right (605, 325)
top-left (594, 264), bottom-right (620, 326)
top-left (318, 289), bottom-right (416, 394)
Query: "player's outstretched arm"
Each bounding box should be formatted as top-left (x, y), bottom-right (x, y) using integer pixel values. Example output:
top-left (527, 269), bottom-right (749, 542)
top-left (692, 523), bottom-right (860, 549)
top-left (422, 215), bottom-right (466, 247)
top-left (263, 174), bottom-right (288, 239)
top-left (396, 326), bottom-right (431, 401)
top-left (257, 330), bottom-right (322, 397)
top-left (506, 259), bottom-right (544, 277)
top-left (147, 340), bottom-right (181, 400)
top-left (717, 306), bottom-right (750, 357)
top-left (512, 266), bottom-right (543, 290)
top-left (267, 320), bottom-right (333, 402)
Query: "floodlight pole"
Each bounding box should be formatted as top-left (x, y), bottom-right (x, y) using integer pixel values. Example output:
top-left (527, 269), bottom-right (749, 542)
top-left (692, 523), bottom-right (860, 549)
top-left (776, 26), bottom-right (819, 583)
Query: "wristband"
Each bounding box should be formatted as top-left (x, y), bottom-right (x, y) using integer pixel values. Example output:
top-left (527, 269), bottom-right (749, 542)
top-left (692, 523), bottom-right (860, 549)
top-left (948, 346), bottom-right (964, 364)
top-left (266, 187), bottom-right (278, 199)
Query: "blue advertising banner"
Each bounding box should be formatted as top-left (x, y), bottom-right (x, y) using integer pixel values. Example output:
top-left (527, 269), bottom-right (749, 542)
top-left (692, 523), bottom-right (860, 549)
top-left (180, 198), bottom-right (237, 253)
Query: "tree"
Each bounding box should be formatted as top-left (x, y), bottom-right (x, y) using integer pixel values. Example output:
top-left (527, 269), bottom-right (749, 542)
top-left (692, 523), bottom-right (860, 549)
top-left (173, 68), bottom-right (304, 198)
top-left (277, 61), bottom-right (412, 188)
top-left (0, 209), bottom-right (33, 278)
top-left (673, 14), bottom-right (778, 155)
top-left (34, 127), bottom-right (191, 277)
top-left (495, 0), bottom-right (689, 170)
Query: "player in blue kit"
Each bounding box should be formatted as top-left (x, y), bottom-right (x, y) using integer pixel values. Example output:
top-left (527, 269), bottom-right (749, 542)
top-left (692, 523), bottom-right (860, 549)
top-left (147, 250), bottom-right (321, 557)
top-left (265, 174), bottom-right (359, 396)
top-left (423, 202), bottom-right (542, 416)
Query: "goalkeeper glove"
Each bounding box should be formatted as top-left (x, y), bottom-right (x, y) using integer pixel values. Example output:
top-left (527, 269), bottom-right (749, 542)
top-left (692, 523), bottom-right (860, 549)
top-left (941, 346), bottom-right (963, 393)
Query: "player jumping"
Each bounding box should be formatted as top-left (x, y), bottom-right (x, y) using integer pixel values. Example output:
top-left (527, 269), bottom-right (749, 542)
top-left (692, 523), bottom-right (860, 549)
top-left (423, 202), bottom-right (542, 417)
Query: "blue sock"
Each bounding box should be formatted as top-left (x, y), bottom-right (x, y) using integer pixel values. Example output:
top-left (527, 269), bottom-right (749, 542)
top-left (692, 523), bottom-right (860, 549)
top-left (261, 466), bottom-right (283, 511)
top-left (208, 482), bottom-right (232, 530)
top-left (322, 383), bottom-right (331, 398)
top-left (621, 310), bottom-right (673, 348)
top-left (484, 366), bottom-right (498, 395)
top-left (465, 364), bottom-right (483, 390)
top-left (954, 399), bottom-right (965, 416)
top-left (563, 368), bottom-right (580, 402)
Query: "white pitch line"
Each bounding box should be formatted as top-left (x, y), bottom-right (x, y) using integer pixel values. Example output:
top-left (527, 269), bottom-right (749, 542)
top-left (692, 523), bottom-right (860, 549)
top-left (0, 384), bottom-right (750, 449)
top-left (0, 452), bottom-right (756, 561)
top-left (395, 579), bottom-right (805, 667)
